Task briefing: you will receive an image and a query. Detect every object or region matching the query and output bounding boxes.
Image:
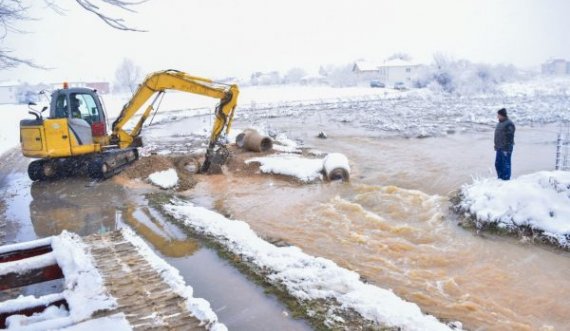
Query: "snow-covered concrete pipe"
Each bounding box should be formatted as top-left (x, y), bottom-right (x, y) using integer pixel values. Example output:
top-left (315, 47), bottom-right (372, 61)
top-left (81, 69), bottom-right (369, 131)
top-left (236, 129), bottom-right (273, 152)
top-left (323, 153), bottom-right (350, 181)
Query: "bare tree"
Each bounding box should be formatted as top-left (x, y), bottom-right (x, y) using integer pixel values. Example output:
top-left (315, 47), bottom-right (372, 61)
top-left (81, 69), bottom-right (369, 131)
top-left (114, 58), bottom-right (142, 93)
top-left (0, 0), bottom-right (146, 69)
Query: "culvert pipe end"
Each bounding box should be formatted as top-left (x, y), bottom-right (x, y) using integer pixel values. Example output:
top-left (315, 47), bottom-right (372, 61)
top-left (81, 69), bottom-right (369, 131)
top-left (237, 129), bottom-right (273, 152)
top-left (323, 153), bottom-right (351, 182)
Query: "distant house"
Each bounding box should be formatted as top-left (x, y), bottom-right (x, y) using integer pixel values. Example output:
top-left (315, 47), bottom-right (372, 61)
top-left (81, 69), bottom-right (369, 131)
top-left (0, 81), bottom-right (20, 104)
top-left (542, 59), bottom-right (570, 75)
top-left (300, 74), bottom-right (328, 86)
top-left (353, 59), bottom-right (421, 86)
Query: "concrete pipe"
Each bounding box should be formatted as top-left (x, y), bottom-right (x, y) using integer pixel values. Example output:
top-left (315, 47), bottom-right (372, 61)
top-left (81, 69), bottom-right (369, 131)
top-left (323, 153), bottom-right (350, 181)
top-left (236, 129), bottom-right (273, 152)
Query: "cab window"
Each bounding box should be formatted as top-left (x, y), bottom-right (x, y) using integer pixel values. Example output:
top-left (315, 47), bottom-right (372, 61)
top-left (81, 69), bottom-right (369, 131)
top-left (54, 95), bottom-right (69, 118)
top-left (70, 93), bottom-right (101, 124)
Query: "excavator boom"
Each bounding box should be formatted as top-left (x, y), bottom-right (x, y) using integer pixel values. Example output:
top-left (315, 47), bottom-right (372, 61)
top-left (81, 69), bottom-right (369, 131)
top-left (111, 70), bottom-right (239, 172)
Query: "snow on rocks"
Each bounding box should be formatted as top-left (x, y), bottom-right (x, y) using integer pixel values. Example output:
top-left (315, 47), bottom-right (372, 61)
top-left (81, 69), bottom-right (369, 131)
top-left (164, 200), bottom-right (453, 330)
top-left (148, 168), bottom-right (179, 189)
top-left (121, 228), bottom-right (227, 331)
top-left (456, 171), bottom-right (570, 248)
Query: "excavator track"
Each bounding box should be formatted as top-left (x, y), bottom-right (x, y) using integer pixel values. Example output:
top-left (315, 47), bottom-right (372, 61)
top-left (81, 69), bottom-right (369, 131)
top-left (27, 148), bottom-right (139, 181)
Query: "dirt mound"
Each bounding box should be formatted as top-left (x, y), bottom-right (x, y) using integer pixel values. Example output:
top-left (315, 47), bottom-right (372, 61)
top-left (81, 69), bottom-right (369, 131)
top-left (121, 155), bottom-right (173, 179)
top-left (225, 145), bottom-right (274, 177)
top-left (119, 155), bottom-right (198, 191)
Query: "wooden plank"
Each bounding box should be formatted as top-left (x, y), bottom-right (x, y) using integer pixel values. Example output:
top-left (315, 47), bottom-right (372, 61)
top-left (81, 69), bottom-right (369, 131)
top-left (0, 264), bottom-right (63, 291)
top-left (0, 245), bottom-right (52, 263)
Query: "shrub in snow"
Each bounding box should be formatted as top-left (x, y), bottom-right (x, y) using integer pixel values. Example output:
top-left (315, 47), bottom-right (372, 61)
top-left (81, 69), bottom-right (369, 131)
top-left (148, 168), bottom-right (178, 189)
top-left (414, 55), bottom-right (522, 96)
top-left (456, 171), bottom-right (570, 248)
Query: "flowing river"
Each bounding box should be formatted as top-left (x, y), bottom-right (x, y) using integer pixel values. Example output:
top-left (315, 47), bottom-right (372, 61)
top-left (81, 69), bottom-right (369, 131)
top-left (187, 125), bottom-right (570, 331)
top-left (1, 99), bottom-right (569, 329)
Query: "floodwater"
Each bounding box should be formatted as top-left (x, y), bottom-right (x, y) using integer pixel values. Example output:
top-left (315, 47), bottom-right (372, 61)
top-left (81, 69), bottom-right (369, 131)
top-left (187, 125), bottom-right (570, 331)
top-left (0, 150), bottom-right (310, 331)
top-left (2, 109), bottom-right (569, 330)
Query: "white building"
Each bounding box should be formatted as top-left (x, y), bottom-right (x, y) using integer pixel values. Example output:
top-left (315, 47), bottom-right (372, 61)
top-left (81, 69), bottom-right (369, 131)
top-left (542, 59), bottom-right (570, 75)
top-left (353, 59), bottom-right (421, 86)
top-left (0, 81), bottom-right (20, 104)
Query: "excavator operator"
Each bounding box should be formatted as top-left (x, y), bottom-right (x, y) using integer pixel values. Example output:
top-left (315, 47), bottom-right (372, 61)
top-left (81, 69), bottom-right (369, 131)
top-left (71, 95), bottom-right (82, 119)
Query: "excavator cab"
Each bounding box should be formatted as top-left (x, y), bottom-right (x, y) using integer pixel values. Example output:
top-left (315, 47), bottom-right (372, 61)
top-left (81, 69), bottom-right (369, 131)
top-left (51, 88), bottom-right (108, 143)
top-left (19, 87), bottom-right (124, 180)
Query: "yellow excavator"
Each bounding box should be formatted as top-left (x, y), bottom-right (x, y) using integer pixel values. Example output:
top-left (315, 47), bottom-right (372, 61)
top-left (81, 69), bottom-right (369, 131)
top-left (19, 70), bottom-right (239, 181)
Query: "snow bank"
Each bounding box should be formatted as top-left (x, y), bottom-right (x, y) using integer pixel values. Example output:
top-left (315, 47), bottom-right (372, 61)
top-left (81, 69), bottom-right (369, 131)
top-left (148, 168), bottom-right (179, 189)
top-left (246, 154), bottom-right (324, 182)
top-left (121, 228), bottom-right (227, 331)
top-left (457, 171), bottom-right (570, 248)
top-left (0, 104), bottom-right (28, 157)
top-left (164, 201), bottom-right (452, 331)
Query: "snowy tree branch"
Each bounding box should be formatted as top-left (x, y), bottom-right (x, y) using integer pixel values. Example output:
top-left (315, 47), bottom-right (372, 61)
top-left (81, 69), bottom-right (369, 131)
top-left (0, 0), bottom-right (147, 69)
top-left (73, 0), bottom-right (147, 31)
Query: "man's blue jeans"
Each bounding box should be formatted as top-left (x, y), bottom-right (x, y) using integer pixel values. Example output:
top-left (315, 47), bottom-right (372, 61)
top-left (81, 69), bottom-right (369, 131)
top-left (495, 150), bottom-right (512, 180)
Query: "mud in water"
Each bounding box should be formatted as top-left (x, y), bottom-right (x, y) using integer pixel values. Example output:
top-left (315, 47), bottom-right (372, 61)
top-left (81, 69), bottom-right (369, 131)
top-left (119, 155), bottom-right (198, 191)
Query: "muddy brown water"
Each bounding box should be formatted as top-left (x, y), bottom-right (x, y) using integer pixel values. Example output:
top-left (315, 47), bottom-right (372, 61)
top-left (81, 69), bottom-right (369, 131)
top-left (184, 125), bottom-right (570, 331)
top-left (1, 123), bottom-right (569, 330)
top-left (0, 151), bottom-right (310, 331)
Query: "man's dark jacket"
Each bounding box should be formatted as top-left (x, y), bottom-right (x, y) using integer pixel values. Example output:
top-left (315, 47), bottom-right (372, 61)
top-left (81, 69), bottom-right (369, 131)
top-left (494, 118), bottom-right (515, 152)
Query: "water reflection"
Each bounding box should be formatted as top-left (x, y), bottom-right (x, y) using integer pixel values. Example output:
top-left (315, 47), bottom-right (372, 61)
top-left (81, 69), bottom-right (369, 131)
top-left (28, 180), bottom-right (198, 257)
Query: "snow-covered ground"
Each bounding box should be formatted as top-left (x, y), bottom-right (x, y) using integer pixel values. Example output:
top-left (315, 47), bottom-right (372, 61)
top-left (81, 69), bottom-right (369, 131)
top-left (164, 199), bottom-right (455, 330)
top-left (456, 171), bottom-right (570, 248)
top-left (0, 104), bottom-right (28, 158)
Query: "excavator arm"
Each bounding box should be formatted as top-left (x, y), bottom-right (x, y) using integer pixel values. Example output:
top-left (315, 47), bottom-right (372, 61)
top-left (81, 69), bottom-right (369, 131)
top-left (111, 69), bottom-right (239, 172)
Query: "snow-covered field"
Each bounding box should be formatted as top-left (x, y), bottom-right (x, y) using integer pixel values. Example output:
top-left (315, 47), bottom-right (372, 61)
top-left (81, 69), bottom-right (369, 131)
top-left (456, 171), bottom-right (570, 248)
top-left (2, 80), bottom-right (570, 159)
top-left (164, 199), bottom-right (455, 331)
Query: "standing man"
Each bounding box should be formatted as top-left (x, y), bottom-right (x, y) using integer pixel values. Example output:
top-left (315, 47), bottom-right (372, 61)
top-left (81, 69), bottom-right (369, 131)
top-left (494, 108), bottom-right (516, 180)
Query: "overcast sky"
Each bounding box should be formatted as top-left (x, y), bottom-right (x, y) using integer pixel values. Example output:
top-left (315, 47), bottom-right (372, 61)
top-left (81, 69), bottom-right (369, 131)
top-left (1, 0), bottom-right (569, 83)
